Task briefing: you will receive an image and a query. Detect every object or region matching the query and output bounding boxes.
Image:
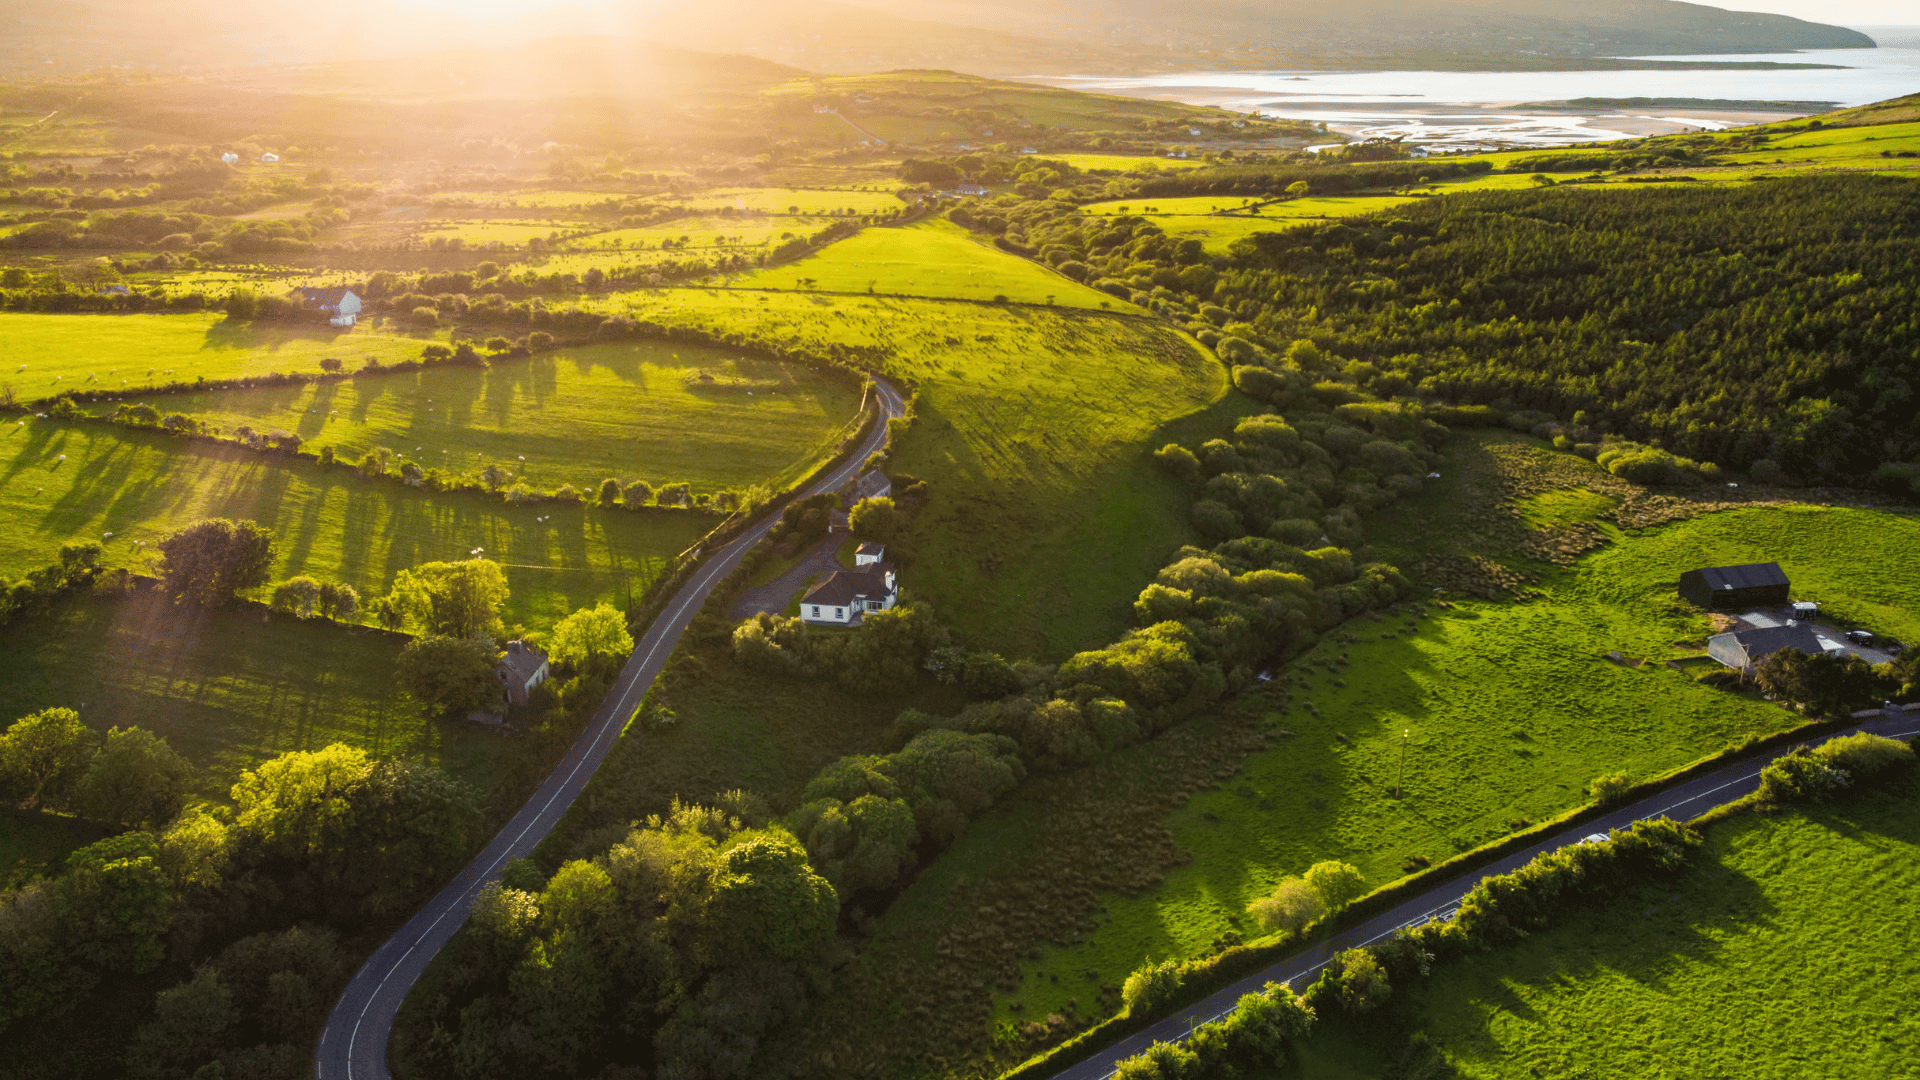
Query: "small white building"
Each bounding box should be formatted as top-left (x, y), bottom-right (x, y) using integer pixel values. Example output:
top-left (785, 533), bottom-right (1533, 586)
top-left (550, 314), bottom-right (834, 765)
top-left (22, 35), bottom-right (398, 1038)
top-left (220, 152), bottom-right (240, 164)
top-left (496, 640), bottom-right (550, 705)
top-left (955, 184), bottom-right (988, 197)
top-left (800, 561), bottom-right (897, 625)
top-left (1188, 126), bottom-right (1203, 136)
top-left (295, 286), bottom-right (363, 327)
top-left (260, 152), bottom-right (279, 163)
top-left (854, 541), bottom-right (886, 566)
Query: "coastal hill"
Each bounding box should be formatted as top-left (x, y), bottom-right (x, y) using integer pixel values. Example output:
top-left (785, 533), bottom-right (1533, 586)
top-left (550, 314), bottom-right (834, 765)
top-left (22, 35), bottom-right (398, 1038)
top-left (635, 0), bottom-right (1875, 73)
top-left (0, 0), bottom-right (1874, 76)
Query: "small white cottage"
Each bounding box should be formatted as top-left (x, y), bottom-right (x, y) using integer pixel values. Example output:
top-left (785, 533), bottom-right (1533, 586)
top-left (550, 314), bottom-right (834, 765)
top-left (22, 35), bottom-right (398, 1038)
top-left (799, 561), bottom-right (897, 626)
top-left (295, 286), bottom-right (363, 327)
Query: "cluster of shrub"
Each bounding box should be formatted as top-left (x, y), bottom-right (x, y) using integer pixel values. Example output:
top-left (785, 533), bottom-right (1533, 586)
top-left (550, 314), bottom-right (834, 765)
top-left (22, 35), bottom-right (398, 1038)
top-left (1748, 644), bottom-right (1920, 719)
top-left (0, 738), bottom-right (483, 1076)
top-left (1103, 732), bottom-right (1914, 1076)
top-left (0, 541), bottom-right (105, 631)
top-left (414, 796), bottom-right (836, 1079)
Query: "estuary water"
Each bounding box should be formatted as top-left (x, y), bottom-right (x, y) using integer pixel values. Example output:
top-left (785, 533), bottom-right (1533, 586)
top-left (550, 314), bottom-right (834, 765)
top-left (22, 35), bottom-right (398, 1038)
top-left (1024, 42), bottom-right (1920, 149)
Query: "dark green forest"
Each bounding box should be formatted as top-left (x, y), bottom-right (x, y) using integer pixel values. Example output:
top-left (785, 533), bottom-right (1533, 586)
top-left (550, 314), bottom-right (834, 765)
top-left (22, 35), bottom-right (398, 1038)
top-left (959, 174), bottom-right (1920, 486)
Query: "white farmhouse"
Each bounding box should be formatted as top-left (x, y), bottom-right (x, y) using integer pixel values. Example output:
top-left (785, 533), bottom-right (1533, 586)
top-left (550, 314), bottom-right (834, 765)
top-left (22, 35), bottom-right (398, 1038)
top-left (220, 152), bottom-right (239, 164)
top-left (260, 152), bottom-right (280, 163)
top-left (295, 286), bottom-right (363, 327)
top-left (799, 550), bottom-right (897, 626)
top-left (496, 640), bottom-right (550, 705)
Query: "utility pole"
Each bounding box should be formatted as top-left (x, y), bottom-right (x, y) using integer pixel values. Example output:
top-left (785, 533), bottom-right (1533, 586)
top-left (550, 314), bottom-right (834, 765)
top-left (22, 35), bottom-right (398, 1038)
top-left (1397, 729), bottom-right (1409, 798)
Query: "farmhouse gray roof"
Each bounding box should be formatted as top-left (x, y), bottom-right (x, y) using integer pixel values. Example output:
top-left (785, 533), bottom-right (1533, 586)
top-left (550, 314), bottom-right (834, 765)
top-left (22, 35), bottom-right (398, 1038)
top-left (498, 640), bottom-right (547, 682)
top-left (1694, 562), bottom-right (1789, 592)
top-left (855, 542), bottom-right (885, 557)
top-left (802, 563), bottom-right (895, 608)
top-left (1720, 622), bottom-right (1845, 663)
top-left (297, 286), bottom-right (358, 305)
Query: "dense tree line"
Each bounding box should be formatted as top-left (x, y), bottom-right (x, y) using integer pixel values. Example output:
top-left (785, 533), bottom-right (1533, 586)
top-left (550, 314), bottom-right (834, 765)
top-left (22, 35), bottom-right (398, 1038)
top-left (958, 173), bottom-right (1920, 487)
top-left (0, 741), bottom-right (482, 1073)
top-left (1212, 177), bottom-right (1920, 482)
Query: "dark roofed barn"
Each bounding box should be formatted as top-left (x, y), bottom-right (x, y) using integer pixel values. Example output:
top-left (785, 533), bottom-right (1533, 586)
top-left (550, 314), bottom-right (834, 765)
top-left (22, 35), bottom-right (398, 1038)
top-left (1678, 562), bottom-right (1791, 610)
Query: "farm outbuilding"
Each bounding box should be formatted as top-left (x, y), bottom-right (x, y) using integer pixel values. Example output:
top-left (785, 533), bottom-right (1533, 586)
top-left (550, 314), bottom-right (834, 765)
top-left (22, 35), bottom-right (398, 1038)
top-left (496, 640), bottom-right (550, 706)
top-left (1678, 562), bottom-right (1791, 610)
top-left (1707, 623), bottom-right (1848, 676)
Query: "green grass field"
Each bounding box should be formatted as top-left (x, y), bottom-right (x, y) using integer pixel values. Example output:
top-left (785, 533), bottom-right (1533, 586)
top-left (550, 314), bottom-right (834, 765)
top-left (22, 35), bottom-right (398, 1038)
top-left (1284, 776), bottom-right (1920, 1079)
top-left (578, 287), bottom-right (1227, 658)
top-left (0, 592), bottom-right (418, 795)
top-left (637, 187), bottom-right (907, 215)
top-left (149, 342), bottom-right (863, 496)
top-left (1051, 153), bottom-right (1211, 173)
top-left (0, 312), bottom-right (442, 392)
top-left (985, 437), bottom-right (1918, 1023)
top-left (743, 218), bottom-right (1130, 309)
top-left (0, 421), bottom-right (712, 627)
top-left (0, 806), bottom-right (105, 889)
top-left (424, 219), bottom-right (588, 245)
top-left (0, 590), bottom-right (525, 882)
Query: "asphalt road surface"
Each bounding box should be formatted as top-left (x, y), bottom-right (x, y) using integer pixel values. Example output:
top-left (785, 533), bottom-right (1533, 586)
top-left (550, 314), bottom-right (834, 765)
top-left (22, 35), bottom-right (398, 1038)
top-left (314, 377), bottom-right (906, 1080)
top-left (1047, 710), bottom-right (1920, 1080)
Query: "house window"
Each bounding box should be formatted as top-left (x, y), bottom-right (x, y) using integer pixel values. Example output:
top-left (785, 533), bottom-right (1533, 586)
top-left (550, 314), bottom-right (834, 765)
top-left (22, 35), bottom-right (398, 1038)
top-left (810, 606), bottom-right (821, 618)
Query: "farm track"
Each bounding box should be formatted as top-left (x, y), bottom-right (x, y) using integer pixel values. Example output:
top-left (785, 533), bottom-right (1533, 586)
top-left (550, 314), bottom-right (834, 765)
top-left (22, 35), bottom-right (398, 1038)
top-left (1045, 709), bottom-right (1920, 1080)
top-left (313, 377), bottom-right (906, 1080)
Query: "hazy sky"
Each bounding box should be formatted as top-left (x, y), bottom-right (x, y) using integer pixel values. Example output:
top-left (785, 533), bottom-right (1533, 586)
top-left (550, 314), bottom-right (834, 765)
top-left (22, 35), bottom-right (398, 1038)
top-left (1711, 0), bottom-right (1918, 27)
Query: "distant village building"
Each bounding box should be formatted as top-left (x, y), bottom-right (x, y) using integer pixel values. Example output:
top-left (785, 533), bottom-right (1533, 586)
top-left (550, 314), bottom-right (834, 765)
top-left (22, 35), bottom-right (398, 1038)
top-left (800, 548), bottom-right (898, 625)
top-left (1188, 126), bottom-right (1203, 136)
top-left (295, 286), bottom-right (363, 327)
top-left (955, 184), bottom-right (989, 197)
top-left (97, 284), bottom-right (130, 296)
top-left (260, 152), bottom-right (279, 163)
top-left (1019, 147), bottom-right (1038, 154)
top-left (220, 152), bottom-right (240, 164)
top-left (1678, 562), bottom-right (1791, 610)
top-left (496, 640), bottom-right (550, 705)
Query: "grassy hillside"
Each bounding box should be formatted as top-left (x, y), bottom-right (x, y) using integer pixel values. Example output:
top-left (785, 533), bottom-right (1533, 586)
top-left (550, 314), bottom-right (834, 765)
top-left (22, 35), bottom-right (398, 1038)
top-left (580, 288), bottom-right (1228, 657)
top-left (148, 343), bottom-right (863, 495)
top-left (0, 421), bottom-right (712, 626)
top-left (744, 218), bottom-right (1132, 309)
top-left (0, 312), bottom-right (442, 390)
top-left (1287, 774), bottom-right (1920, 1079)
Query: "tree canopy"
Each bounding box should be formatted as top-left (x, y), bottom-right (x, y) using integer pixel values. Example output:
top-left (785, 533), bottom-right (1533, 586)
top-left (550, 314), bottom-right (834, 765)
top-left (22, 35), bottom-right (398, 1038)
top-left (154, 519), bottom-right (276, 605)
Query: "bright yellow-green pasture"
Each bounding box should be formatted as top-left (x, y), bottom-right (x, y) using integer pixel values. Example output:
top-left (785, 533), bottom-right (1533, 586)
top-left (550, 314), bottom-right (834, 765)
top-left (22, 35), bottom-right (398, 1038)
top-left (427, 189), bottom-right (621, 209)
top-left (0, 312), bottom-right (442, 393)
top-left (1079, 194), bottom-right (1427, 252)
top-left (424, 219), bottom-right (584, 245)
top-left (576, 217), bottom-right (804, 251)
top-left (742, 218), bottom-right (1129, 309)
top-left (0, 420), bottom-right (711, 626)
top-left (151, 343), bottom-right (862, 495)
top-left (639, 187), bottom-right (907, 215)
top-left (1053, 153), bottom-right (1211, 173)
top-left (577, 288), bottom-right (1225, 656)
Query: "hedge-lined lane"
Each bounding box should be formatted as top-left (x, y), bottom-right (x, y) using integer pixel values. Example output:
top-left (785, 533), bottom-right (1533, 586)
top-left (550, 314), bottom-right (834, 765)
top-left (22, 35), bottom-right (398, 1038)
top-left (312, 376), bottom-right (906, 1080)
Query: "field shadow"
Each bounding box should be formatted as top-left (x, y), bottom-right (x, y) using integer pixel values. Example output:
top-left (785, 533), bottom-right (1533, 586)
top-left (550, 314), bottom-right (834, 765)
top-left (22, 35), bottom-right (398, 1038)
top-left (200, 317), bottom-right (355, 353)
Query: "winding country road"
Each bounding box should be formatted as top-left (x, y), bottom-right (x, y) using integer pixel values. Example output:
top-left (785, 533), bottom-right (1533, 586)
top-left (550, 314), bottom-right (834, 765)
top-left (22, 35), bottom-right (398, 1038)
top-left (314, 376), bottom-right (906, 1080)
top-left (1045, 709), bottom-right (1920, 1080)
